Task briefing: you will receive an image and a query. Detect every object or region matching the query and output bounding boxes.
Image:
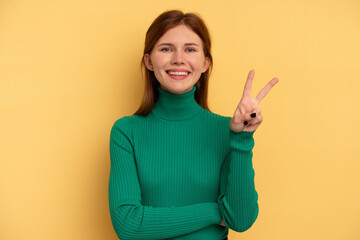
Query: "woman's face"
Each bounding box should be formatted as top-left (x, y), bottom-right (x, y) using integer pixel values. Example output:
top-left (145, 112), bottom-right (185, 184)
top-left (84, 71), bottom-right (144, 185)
top-left (144, 24), bottom-right (211, 95)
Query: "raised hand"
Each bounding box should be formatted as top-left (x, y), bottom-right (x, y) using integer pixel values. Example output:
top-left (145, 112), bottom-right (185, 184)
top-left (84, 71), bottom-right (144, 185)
top-left (230, 70), bottom-right (279, 132)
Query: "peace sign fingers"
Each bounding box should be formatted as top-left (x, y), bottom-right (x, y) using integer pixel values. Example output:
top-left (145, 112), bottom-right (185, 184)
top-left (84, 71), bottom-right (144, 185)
top-left (255, 77), bottom-right (279, 102)
top-left (231, 69), bottom-right (279, 132)
top-left (242, 69), bottom-right (255, 98)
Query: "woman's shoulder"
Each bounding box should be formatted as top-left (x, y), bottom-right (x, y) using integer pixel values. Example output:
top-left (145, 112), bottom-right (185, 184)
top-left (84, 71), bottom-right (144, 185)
top-left (111, 114), bottom-right (148, 131)
top-left (110, 115), bottom-right (143, 141)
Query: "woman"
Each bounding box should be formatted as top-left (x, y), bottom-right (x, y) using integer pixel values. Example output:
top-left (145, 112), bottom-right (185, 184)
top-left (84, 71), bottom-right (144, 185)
top-left (109, 10), bottom-right (279, 240)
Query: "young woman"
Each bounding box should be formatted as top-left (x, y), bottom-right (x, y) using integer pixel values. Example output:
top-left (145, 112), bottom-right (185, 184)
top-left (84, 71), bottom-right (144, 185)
top-left (109, 10), bottom-right (279, 240)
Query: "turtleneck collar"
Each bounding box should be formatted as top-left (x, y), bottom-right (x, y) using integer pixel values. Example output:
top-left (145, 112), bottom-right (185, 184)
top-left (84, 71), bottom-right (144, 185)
top-left (151, 85), bottom-right (204, 121)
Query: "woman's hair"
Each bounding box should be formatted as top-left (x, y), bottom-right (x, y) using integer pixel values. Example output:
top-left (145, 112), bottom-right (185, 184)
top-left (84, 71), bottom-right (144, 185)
top-left (134, 9), bottom-right (213, 116)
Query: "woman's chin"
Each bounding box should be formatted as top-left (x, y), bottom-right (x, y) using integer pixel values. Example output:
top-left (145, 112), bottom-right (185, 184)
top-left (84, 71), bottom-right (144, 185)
top-left (161, 83), bottom-right (194, 95)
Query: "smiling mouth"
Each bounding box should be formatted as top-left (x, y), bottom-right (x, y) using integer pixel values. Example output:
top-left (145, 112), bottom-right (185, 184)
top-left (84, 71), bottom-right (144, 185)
top-left (166, 71), bottom-right (190, 76)
top-left (166, 70), bottom-right (190, 80)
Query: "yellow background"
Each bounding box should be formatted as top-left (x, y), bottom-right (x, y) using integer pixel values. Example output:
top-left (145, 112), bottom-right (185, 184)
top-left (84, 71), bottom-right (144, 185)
top-left (1, 0), bottom-right (359, 239)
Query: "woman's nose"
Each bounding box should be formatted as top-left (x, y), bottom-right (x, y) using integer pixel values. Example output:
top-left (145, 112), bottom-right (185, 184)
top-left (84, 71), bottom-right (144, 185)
top-left (171, 51), bottom-right (185, 65)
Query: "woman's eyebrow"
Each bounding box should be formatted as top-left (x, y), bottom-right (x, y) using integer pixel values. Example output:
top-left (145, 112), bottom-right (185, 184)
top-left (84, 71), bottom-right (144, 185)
top-left (157, 43), bottom-right (199, 47)
top-left (184, 43), bottom-right (199, 46)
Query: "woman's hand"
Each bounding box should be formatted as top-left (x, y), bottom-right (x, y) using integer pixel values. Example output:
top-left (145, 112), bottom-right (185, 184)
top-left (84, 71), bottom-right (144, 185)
top-left (220, 219), bottom-right (226, 227)
top-left (216, 202), bottom-right (227, 227)
top-left (230, 70), bottom-right (279, 132)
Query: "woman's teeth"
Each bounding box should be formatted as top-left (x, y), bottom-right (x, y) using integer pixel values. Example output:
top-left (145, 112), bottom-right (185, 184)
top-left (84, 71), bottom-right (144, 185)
top-left (168, 71), bottom-right (189, 76)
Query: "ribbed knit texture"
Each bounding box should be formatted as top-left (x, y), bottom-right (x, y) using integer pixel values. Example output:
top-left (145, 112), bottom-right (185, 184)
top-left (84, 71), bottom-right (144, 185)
top-left (109, 85), bottom-right (259, 240)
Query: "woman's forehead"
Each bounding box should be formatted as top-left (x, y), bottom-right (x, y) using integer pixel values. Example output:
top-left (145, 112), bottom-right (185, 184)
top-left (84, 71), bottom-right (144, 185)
top-left (156, 24), bottom-right (202, 46)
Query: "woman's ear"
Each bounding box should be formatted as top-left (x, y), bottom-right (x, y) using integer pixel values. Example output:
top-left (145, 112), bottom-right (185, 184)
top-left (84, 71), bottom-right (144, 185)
top-left (144, 54), bottom-right (153, 71)
top-left (202, 56), bottom-right (211, 73)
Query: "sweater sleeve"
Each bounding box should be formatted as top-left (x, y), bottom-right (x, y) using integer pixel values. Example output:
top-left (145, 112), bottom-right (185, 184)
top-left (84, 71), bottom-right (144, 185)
top-left (108, 117), bottom-right (222, 240)
top-left (217, 124), bottom-right (259, 232)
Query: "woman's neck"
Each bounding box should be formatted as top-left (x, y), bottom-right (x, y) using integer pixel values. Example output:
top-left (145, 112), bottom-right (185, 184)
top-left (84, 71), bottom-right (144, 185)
top-left (151, 85), bottom-right (204, 121)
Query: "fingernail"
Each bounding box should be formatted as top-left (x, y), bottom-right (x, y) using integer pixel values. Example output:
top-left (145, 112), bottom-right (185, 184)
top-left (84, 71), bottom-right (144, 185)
top-left (251, 113), bottom-right (256, 118)
top-left (244, 121), bottom-right (248, 125)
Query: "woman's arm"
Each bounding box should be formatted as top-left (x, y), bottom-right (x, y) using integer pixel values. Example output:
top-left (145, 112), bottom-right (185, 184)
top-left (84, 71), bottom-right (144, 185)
top-left (109, 117), bottom-right (222, 240)
top-left (217, 127), bottom-right (259, 232)
top-left (217, 70), bottom-right (278, 231)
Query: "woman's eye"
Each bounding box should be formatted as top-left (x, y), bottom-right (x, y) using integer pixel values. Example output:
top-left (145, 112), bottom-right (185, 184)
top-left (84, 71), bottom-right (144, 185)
top-left (186, 48), bottom-right (196, 52)
top-left (161, 48), bottom-right (171, 52)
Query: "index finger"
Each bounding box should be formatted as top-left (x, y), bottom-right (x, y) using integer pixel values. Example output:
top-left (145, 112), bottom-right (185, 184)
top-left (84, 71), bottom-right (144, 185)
top-left (255, 77), bottom-right (279, 102)
top-left (242, 69), bottom-right (255, 97)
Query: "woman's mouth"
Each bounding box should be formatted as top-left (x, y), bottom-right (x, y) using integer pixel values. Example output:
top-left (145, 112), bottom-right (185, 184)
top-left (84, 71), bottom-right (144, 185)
top-left (166, 70), bottom-right (190, 80)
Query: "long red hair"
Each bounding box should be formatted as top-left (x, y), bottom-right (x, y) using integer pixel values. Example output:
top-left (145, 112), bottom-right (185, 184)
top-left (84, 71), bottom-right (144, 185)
top-left (134, 10), bottom-right (213, 116)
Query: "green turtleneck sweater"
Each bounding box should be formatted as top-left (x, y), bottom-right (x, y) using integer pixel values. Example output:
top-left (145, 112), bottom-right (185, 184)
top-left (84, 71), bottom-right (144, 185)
top-left (109, 85), bottom-right (259, 240)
